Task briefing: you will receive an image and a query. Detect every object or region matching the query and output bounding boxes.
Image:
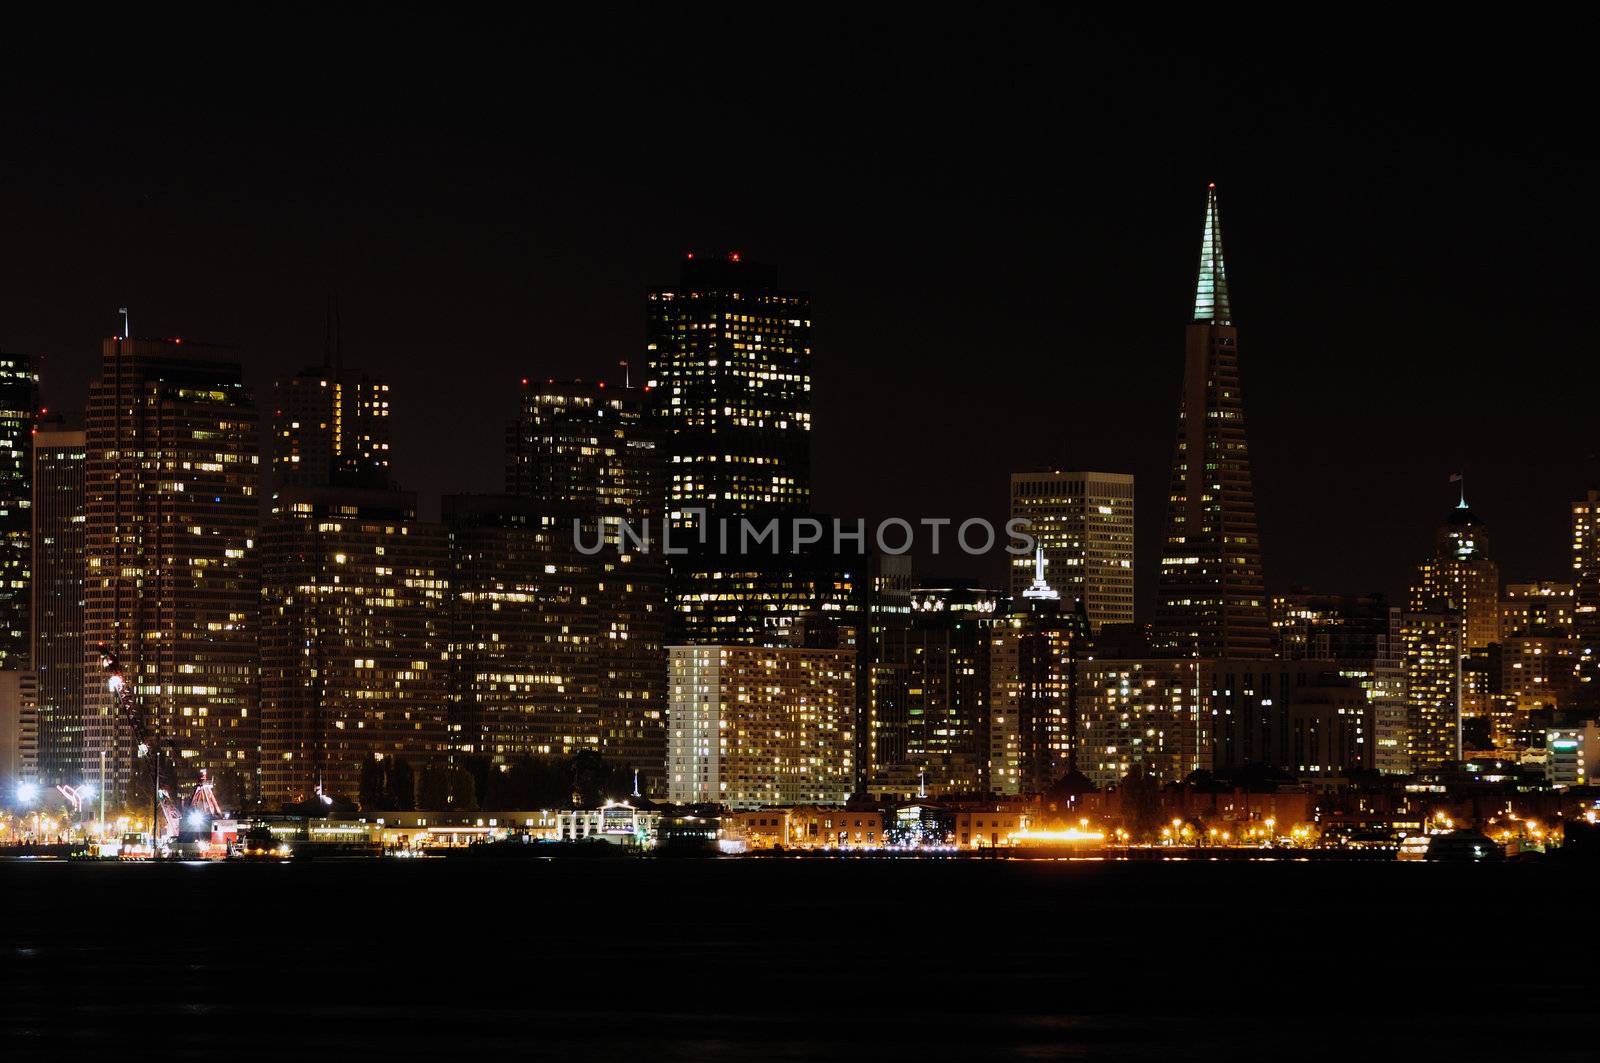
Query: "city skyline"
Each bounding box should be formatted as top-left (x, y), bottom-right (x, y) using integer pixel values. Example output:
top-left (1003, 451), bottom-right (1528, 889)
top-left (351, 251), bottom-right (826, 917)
top-left (4, 14), bottom-right (1597, 616)
top-left (6, 14), bottom-right (1599, 1061)
top-left (2, 224), bottom-right (1580, 617)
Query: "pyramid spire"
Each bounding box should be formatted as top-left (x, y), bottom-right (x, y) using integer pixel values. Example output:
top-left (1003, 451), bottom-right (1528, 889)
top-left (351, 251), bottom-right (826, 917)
top-left (1192, 183), bottom-right (1231, 325)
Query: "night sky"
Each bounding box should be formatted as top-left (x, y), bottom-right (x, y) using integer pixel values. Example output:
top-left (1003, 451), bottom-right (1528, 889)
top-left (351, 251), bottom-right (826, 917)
top-left (3, 9), bottom-right (1596, 616)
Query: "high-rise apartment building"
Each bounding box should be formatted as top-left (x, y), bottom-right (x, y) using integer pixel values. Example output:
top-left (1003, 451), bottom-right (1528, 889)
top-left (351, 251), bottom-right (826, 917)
top-left (1402, 610), bottom-right (1464, 771)
top-left (84, 337), bottom-right (259, 807)
top-left (445, 495), bottom-right (591, 766)
top-left (506, 380), bottom-right (659, 515)
top-left (868, 584), bottom-right (994, 799)
top-left (498, 379), bottom-right (668, 788)
top-left (1009, 470), bottom-right (1133, 632)
top-left (986, 570), bottom-right (1092, 796)
top-left (259, 488), bottom-right (449, 806)
top-left (1502, 581), bottom-right (1575, 636)
top-left (1572, 490), bottom-right (1600, 704)
top-left (272, 361), bottom-right (391, 494)
top-left (446, 493), bottom-right (666, 789)
top-left (1076, 658), bottom-right (1212, 790)
top-left (1500, 580), bottom-right (1579, 727)
top-left (31, 428), bottom-right (86, 786)
top-left (667, 644), bottom-right (854, 809)
top-left (0, 354), bottom-right (37, 669)
top-left (1155, 185), bottom-right (1271, 659)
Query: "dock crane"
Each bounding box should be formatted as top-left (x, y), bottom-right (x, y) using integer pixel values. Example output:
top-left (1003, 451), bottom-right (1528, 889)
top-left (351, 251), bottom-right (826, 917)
top-left (100, 645), bottom-right (220, 845)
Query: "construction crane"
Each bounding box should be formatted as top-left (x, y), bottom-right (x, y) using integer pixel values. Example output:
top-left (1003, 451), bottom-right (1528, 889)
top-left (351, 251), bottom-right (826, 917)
top-left (100, 645), bottom-right (198, 845)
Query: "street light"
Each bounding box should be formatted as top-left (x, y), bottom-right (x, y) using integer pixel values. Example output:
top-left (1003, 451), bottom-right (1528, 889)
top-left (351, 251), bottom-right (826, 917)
top-left (14, 781), bottom-right (38, 806)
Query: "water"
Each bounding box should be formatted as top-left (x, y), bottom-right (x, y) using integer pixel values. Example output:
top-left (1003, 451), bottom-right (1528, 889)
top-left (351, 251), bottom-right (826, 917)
top-left (3, 858), bottom-right (1592, 1060)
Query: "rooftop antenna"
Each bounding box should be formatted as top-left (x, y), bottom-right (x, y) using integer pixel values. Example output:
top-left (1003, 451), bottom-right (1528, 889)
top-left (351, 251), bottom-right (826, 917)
top-left (619, 359), bottom-right (631, 389)
top-left (1450, 471), bottom-right (1467, 509)
top-left (1023, 544), bottom-right (1060, 600)
top-left (631, 768), bottom-right (641, 799)
top-left (918, 770), bottom-right (927, 800)
top-left (118, 307), bottom-right (130, 340)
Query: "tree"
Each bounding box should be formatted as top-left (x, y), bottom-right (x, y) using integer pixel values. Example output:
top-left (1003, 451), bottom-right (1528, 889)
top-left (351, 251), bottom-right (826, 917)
top-left (415, 765), bottom-right (477, 811)
top-left (1119, 763), bottom-right (1166, 842)
top-left (570, 749), bottom-right (609, 808)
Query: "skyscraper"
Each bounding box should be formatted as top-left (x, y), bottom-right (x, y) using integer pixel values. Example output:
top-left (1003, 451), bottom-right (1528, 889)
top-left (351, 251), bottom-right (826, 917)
top-left (1412, 498), bottom-right (1501, 650)
top-left (1408, 495), bottom-right (1501, 750)
top-left (1155, 185), bottom-right (1270, 659)
top-left (272, 361), bottom-right (391, 494)
top-left (84, 337), bottom-right (259, 807)
top-left (986, 575), bottom-right (1092, 795)
top-left (1402, 610), bottom-right (1463, 770)
top-left (868, 584), bottom-right (994, 798)
top-left (1009, 470), bottom-right (1134, 633)
top-left (506, 380), bottom-right (659, 515)
top-left (31, 427), bottom-right (85, 786)
top-left (497, 380), bottom-right (667, 787)
top-left (0, 354), bottom-right (38, 669)
top-left (646, 253), bottom-right (837, 645)
top-left (1572, 489), bottom-right (1600, 704)
top-left (646, 252), bottom-right (811, 520)
top-left (259, 488), bottom-right (449, 806)
top-left (445, 495), bottom-right (590, 766)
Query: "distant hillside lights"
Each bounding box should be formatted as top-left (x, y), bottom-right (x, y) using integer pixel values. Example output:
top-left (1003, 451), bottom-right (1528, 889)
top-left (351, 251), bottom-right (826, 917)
top-left (573, 513), bottom-right (1038, 558)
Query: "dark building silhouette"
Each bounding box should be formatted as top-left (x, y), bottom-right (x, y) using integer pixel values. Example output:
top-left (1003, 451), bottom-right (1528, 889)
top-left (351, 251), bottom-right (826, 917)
top-left (1155, 185), bottom-right (1270, 659)
top-left (867, 583), bottom-right (995, 799)
top-left (30, 425), bottom-right (84, 786)
top-left (0, 353), bottom-right (38, 669)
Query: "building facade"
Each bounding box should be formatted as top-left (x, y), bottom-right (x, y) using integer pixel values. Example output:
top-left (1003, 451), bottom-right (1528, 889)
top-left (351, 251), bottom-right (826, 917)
top-left (31, 428), bottom-right (86, 786)
top-left (1077, 658), bottom-right (1212, 790)
top-left (1408, 498), bottom-right (1500, 754)
top-left (646, 253), bottom-right (836, 645)
top-left (1155, 185), bottom-right (1271, 659)
top-left (1008, 470), bottom-right (1134, 632)
top-left (1402, 611), bottom-right (1464, 771)
top-left (445, 495), bottom-right (589, 767)
top-left (1572, 490), bottom-right (1600, 705)
top-left (260, 488), bottom-right (449, 806)
top-left (84, 337), bottom-right (260, 807)
top-left (646, 252), bottom-right (811, 519)
top-left (868, 585), bottom-right (994, 798)
top-left (986, 590), bottom-right (1091, 795)
top-left (0, 354), bottom-right (38, 671)
top-left (272, 361), bottom-right (391, 493)
top-left (498, 379), bottom-right (667, 787)
top-left (667, 644), bottom-right (854, 809)
top-left (0, 669), bottom-right (38, 790)
top-left (1208, 661), bottom-right (1372, 776)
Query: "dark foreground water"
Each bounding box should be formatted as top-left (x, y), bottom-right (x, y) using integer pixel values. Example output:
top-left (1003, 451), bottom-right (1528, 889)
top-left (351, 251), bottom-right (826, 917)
top-left (2, 858), bottom-right (1592, 1061)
